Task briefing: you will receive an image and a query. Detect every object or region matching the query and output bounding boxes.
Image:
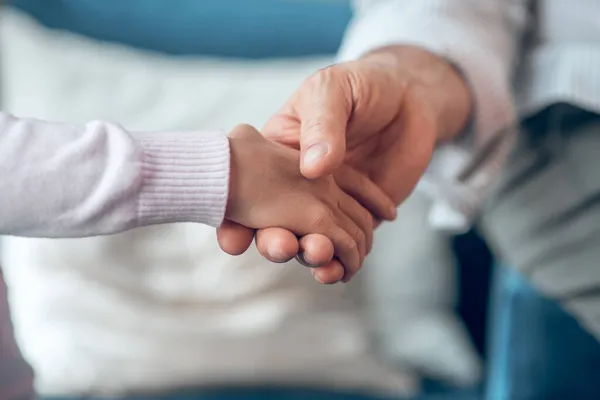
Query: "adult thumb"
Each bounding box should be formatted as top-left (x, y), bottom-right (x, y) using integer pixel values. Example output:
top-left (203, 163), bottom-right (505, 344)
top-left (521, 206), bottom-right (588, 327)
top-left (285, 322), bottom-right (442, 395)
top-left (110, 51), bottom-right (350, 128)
top-left (296, 68), bottom-right (353, 179)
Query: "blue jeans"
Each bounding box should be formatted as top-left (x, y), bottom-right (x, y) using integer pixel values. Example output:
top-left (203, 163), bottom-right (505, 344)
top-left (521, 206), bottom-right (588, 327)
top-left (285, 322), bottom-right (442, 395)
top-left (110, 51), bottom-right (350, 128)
top-left (486, 265), bottom-right (600, 400)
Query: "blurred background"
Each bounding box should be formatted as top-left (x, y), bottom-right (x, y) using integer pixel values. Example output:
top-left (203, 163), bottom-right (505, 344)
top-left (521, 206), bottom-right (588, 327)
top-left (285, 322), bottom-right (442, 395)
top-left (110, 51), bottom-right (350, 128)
top-left (1, 1), bottom-right (599, 400)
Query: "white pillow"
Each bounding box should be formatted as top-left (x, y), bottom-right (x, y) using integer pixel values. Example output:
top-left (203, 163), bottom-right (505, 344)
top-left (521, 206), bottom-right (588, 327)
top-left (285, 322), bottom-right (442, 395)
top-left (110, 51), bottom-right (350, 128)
top-left (365, 191), bottom-right (482, 386)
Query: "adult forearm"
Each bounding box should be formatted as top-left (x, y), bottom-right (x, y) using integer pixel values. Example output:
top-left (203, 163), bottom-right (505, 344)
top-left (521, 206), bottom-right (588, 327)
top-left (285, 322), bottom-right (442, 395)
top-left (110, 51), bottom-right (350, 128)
top-left (340, 0), bottom-right (529, 144)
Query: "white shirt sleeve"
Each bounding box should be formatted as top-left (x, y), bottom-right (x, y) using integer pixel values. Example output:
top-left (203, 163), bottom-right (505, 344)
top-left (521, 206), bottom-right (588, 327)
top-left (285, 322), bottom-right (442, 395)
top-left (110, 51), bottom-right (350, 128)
top-left (0, 112), bottom-right (230, 238)
top-left (339, 0), bottom-right (530, 232)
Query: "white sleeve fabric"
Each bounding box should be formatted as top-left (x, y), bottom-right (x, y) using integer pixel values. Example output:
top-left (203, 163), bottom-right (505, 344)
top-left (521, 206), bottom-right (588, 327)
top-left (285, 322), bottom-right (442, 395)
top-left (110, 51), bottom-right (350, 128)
top-left (339, 0), bottom-right (530, 232)
top-left (0, 112), bottom-right (230, 238)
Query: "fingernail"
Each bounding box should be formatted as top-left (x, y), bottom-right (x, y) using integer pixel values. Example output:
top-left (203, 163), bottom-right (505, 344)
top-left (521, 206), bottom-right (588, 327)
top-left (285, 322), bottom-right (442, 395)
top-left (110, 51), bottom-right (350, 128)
top-left (295, 253), bottom-right (318, 268)
top-left (303, 144), bottom-right (328, 169)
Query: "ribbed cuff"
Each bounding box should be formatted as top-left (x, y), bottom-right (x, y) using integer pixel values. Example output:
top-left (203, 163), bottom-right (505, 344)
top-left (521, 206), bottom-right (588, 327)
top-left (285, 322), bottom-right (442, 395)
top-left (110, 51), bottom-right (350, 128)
top-left (136, 132), bottom-right (230, 228)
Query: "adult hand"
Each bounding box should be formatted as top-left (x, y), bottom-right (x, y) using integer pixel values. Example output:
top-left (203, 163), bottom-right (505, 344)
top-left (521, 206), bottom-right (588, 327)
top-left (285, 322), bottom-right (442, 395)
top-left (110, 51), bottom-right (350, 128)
top-left (218, 45), bottom-right (472, 283)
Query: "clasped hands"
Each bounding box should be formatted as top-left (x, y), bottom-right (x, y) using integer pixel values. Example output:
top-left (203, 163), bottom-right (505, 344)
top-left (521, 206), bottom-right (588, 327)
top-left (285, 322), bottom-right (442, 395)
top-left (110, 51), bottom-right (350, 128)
top-left (218, 46), bottom-right (472, 284)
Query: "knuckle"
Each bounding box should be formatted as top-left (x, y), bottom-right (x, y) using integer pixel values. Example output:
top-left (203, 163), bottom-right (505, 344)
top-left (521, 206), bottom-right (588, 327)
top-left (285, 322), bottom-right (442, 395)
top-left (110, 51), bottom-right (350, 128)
top-left (362, 208), bottom-right (374, 227)
top-left (308, 66), bottom-right (337, 86)
top-left (343, 235), bottom-right (359, 253)
top-left (353, 226), bottom-right (366, 247)
top-left (304, 66), bottom-right (349, 99)
top-left (310, 207), bottom-right (333, 230)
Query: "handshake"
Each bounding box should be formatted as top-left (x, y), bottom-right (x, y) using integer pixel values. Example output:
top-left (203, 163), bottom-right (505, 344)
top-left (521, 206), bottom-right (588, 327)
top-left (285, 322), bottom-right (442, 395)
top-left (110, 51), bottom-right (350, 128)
top-left (216, 47), bottom-right (471, 285)
top-left (221, 124), bottom-right (397, 284)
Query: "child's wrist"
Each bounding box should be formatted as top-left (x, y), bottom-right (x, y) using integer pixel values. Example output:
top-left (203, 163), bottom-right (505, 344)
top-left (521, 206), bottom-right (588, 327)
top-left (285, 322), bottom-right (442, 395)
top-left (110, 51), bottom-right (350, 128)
top-left (224, 136), bottom-right (243, 222)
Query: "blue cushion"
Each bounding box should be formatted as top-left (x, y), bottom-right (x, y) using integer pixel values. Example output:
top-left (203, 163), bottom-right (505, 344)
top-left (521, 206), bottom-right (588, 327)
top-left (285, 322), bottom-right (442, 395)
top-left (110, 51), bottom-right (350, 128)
top-left (10, 0), bottom-right (353, 58)
top-left (486, 265), bottom-right (600, 400)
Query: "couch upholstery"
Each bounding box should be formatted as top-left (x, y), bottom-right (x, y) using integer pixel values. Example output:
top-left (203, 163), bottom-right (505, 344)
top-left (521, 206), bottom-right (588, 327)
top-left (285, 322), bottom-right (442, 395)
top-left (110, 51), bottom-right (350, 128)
top-left (10, 0), bottom-right (352, 58)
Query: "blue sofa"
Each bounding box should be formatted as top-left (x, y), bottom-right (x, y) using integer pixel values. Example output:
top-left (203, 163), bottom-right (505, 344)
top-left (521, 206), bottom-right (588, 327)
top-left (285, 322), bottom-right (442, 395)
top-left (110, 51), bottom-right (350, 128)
top-left (10, 1), bottom-right (600, 399)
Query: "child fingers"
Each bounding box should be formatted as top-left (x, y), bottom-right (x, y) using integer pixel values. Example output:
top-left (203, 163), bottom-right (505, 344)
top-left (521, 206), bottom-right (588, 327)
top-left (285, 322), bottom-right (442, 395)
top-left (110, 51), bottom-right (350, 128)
top-left (295, 235), bottom-right (342, 284)
top-left (304, 208), bottom-right (361, 279)
top-left (255, 228), bottom-right (299, 263)
top-left (334, 166), bottom-right (396, 221)
top-left (298, 234), bottom-right (335, 267)
top-left (311, 260), bottom-right (345, 284)
top-left (294, 202), bottom-right (360, 278)
top-left (217, 220), bottom-right (255, 256)
top-left (328, 210), bottom-right (368, 280)
top-left (337, 190), bottom-right (374, 257)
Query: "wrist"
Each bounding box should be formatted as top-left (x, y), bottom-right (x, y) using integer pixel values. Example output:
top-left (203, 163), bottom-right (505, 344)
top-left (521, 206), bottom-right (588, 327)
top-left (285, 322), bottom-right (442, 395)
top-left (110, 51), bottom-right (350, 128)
top-left (224, 128), bottom-right (264, 224)
top-left (361, 45), bottom-right (473, 141)
top-left (225, 136), bottom-right (241, 221)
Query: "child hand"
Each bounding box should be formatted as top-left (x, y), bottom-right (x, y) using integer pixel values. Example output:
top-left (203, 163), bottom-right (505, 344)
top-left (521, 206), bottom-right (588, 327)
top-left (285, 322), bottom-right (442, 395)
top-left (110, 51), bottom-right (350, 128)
top-left (225, 124), bottom-right (374, 277)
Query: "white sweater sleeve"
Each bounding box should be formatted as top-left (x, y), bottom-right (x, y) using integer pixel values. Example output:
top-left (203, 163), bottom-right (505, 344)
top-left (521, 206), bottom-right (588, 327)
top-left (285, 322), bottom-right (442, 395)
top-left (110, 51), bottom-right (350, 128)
top-left (0, 112), bottom-right (230, 238)
top-left (339, 0), bottom-right (530, 232)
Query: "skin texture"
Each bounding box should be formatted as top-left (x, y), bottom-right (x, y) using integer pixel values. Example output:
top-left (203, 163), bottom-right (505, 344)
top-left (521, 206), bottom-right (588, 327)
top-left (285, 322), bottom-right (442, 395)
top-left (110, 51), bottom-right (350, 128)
top-left (225, 125), bottom-right (395, 279)
top-left (219, 45), bottom-right (472, 284)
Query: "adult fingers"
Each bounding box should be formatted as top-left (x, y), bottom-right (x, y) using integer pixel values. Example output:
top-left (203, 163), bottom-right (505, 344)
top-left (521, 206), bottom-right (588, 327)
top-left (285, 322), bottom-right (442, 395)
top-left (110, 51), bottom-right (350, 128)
top-left (262, 113), bottom-right (302, 149)
top-left (334, 166), bottom-right (397, 222)
top-left (294, 67), bottom-right (354, 179)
